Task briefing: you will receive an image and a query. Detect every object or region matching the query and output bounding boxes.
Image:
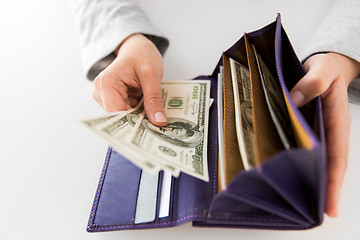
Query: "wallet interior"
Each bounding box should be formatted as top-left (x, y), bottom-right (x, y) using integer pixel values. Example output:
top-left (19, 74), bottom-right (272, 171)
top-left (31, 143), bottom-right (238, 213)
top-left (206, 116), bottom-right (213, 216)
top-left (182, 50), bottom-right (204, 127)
top-left (206, 16), bottom-right (326, 229)
top-left (219, 31), bottom-right (320, 189)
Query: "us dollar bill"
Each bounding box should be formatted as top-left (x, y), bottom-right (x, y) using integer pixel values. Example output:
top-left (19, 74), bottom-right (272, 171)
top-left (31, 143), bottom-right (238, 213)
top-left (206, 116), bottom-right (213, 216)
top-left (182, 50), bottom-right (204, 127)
top-left (217, 66), bottom-right (226, 190)
top-left (128, 80), bottom-right (211, 182)
top-left (83, 100), bottom-right (179, 175)
top-left (82, 111), bottom-right (123, 128)
top-left (252, 45), bottom-right (295, 149)
top-left (229, 58), bottom-right (256, 170)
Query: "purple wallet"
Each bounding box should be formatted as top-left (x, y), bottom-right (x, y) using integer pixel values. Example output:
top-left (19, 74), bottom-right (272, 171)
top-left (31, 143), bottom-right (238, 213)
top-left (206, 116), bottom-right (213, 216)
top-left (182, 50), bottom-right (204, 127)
top-left (87, 14), bottom-right (326, 232)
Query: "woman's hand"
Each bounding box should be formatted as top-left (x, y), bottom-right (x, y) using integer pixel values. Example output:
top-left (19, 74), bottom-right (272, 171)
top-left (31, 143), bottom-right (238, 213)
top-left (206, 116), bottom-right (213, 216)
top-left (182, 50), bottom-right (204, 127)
top-left (92, 33), bottom-right (168, 126)
top-left (290, 53), bottom-right (360, 217)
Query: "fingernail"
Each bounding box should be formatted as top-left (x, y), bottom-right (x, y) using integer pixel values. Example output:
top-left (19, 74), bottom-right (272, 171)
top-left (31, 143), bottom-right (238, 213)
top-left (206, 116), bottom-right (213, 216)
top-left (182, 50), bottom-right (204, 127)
top-left (290, 90), bottom-right (305, 106)
top-left (155, 112), bottom-right (167, 123)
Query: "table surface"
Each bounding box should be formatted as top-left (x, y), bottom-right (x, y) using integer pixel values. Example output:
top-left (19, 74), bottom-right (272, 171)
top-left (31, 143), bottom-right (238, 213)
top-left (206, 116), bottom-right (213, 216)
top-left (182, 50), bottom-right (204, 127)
top-left (1, 0), bottom-right (360, 239)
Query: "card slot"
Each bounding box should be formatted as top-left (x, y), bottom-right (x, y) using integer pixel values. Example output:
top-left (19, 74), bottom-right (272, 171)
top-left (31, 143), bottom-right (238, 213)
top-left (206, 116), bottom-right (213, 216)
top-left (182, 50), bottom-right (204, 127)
top-left (221, 54), bottom-right (245, 186)
top-left (246, 25), bottom-right (278, 78)
top-left (133, 170), bottom-right (159, 224)
top-left (220, 35), bottom-right (288, 187)
top-left (224, 38), bottom-right (249, 68)
top-left (155, 171), bottom-right (164, 220)
top-left (171, 172), bottom-right (214, 220)
top-left (134, 170), bottom-right (174, 225)
top-left (153, 173), bottom-right (176, 225)
top-left (273, 22), bottom-right (318, 149)
top-left (279, 28), bottom-right (305, 91)
top-left (157, 171), bottom-right (174, 220)
top-left (91, 149), bottom-right (142, 226)
top-left (244, 35), bottom-right (284, 164)
top-left (280, 31), bottom-right (320, 140)
top-left (244, 26), bottom-right (316, 150)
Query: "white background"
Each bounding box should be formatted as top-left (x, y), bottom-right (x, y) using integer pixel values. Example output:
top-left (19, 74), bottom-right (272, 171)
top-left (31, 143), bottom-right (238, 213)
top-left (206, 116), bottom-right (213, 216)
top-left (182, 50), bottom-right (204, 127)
top-left (1, 0), bottom-right (360, 239)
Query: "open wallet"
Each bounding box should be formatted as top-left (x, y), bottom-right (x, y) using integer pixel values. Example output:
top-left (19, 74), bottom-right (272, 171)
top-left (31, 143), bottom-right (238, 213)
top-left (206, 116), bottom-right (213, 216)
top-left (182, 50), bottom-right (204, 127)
top-left (87, 14), bottom-right (327, 232)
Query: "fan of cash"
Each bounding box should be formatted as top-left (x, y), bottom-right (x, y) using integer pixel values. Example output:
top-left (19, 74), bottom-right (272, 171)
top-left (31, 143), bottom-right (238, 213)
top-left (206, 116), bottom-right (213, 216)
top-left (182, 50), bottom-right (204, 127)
top-left (82, 80), bottom-right (212, 182)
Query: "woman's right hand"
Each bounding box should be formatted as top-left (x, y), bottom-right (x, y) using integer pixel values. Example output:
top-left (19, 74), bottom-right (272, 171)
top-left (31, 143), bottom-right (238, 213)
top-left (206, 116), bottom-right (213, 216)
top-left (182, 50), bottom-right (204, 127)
top-left (92, 33), bottom-right (168, 126)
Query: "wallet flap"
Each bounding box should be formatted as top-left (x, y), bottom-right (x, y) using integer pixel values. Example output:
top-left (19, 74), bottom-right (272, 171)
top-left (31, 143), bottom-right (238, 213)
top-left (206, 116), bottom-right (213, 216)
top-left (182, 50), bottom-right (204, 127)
top-left (273, 15), bottom-right (326, 219)
top-left (274, 15), bottom-right (318, 149)
top-left (209, 170), bottom-right (310, 226)
top-left (259, 149), bottom-right (320, 223)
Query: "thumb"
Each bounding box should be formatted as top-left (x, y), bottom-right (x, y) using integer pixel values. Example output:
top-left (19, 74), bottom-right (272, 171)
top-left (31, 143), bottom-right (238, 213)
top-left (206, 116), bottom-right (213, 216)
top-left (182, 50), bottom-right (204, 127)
top-left (137, 64), bottom-right (168, 126)
top-left (290, 54), bottom-right (339, 107)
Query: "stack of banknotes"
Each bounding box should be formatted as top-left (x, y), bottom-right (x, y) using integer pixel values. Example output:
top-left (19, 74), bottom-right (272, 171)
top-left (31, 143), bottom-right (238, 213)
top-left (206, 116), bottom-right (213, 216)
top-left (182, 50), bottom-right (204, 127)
top-left (83, 80), bottom-right (212, 182)
top-left (217, 44), bottom-right (296, 190)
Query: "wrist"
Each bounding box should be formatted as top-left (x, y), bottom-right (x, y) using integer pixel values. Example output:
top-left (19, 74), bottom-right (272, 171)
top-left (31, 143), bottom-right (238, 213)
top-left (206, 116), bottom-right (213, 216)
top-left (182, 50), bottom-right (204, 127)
top-left (115, 34), bottom-right (149, 55)
top-left (326, 52), bottom-right (360, 86)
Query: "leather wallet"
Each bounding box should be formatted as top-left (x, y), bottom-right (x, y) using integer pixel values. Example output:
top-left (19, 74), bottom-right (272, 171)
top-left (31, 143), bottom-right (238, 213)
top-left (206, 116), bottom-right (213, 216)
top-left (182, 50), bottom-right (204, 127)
top-left (87, 14), bottom-right (326, 232)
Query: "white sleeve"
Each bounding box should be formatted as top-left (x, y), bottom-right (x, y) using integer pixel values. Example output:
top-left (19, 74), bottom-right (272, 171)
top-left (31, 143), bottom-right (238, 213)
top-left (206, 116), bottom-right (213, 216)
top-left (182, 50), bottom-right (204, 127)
top-left (69, 0), bottom-right (169, 80)
top-left (300, 0), bottom-right (360, 103)
top-left (301, 0), bottom-right (360, 62)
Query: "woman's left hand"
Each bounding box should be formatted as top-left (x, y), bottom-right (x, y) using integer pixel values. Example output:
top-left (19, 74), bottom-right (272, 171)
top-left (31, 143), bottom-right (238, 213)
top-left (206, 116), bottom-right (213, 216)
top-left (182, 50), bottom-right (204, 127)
top-left (290, 52), bottom-right (360, 217)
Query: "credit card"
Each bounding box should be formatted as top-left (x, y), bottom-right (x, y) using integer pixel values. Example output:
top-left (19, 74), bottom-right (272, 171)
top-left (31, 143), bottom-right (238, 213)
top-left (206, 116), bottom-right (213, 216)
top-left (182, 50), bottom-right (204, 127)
top-left (134, 171), bottom-right (159, 224)
top-left (159, 170), bottom-right (172, 218)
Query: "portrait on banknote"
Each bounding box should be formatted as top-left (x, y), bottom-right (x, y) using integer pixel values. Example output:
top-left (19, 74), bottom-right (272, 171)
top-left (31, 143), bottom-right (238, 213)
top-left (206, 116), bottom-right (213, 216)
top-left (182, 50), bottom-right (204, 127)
top-left (141, 117), bottom-right (203, 148)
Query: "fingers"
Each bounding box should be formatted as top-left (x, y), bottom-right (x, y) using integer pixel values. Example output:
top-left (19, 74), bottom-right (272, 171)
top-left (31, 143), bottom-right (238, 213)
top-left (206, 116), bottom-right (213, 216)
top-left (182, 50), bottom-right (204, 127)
top-left (92, 72), bottom-right (132, 112)
top-left (321, 81), bottom-right (351, 217)
top-left (290, 54), bottom-right (340, 107)
top-left (290, 53), bottom-right (354, 218)
top-left (93, 66), bottom-right (167, 126)
top-left (93, 33), bottom-right (167, 126)
top-left (92, 59), bottom-right (167, 127)
top-left (136, 63), bottom-right (168, 126)
top-left (127, 34), bottom-right (168, 126)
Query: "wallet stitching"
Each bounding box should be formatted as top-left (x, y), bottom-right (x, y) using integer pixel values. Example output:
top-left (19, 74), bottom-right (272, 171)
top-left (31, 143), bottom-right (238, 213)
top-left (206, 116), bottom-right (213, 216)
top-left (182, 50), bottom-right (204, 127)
top-left (272, 31), bottom-right (317, 221)
top-left (280, 38), bottom-right (317, 146)
top-left (226, 188), bottom-right (305, 222)
top-left (212, 106), bottom-right (218, 197)
top-left (286, 39), bottom-right (324, 219)
top-left (88, 213), bottom-right (292, 231)
top-left (90, 215), bottom-right (207, 230)
top-left (88, 147), bottom-right (112, 226)
top-left (277, 40), bottom-right (319, 220)
top-left (287, 43), bottom-right (305, 75)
